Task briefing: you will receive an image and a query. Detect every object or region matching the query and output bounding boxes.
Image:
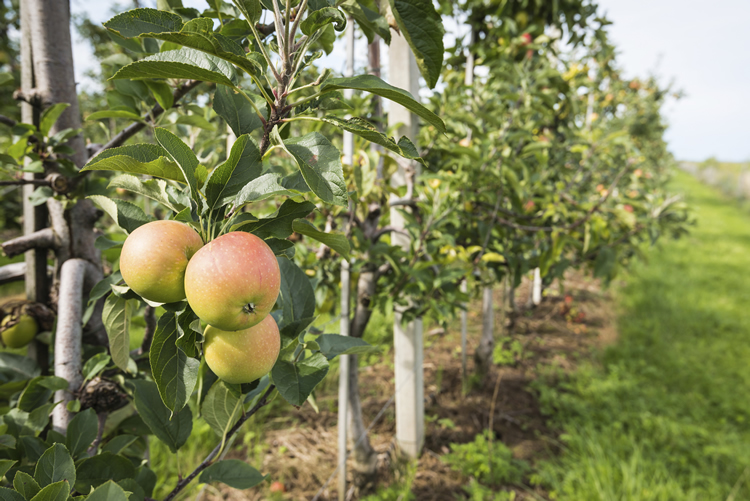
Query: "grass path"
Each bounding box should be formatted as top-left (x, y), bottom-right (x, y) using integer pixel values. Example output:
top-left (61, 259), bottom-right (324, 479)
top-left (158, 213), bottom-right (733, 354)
top-left (535, 170), bottom-right (750, 500)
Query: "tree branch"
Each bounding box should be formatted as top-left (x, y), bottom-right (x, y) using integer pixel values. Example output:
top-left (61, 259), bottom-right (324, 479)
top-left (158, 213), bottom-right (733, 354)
top-left (0, 262), bottom-right (54, 285)
top-left (2, 227), bottom-right (59, 257)
top-left (0, 114), bottom-right (16, 127)
top-left (91, 80), bottom-right (203, 157)
top-left (162, 385), bottom-right (276, 501)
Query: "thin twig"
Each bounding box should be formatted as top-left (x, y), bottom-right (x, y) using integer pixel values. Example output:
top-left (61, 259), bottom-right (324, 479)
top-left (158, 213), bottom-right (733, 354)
top-left (161, 385), bottom-right (276, 501)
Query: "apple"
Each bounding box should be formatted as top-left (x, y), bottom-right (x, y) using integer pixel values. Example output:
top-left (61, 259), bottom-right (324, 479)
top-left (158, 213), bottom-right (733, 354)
top-left (120, 220), bottom-right (204, 304)
top-left (521, 33), bottom-right (532, 45)
top-left (203, 314), bottom-right (280, 384)
top-left (1, 314), bottom-right (38, 348)
top-left (185, 232), bottom-right (280, 332)
top-left (269, 481), bottom-right (286, 493)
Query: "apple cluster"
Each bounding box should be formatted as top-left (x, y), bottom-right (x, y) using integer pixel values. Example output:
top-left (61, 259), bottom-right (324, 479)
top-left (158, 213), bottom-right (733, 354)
top-left (119, 220), bottom-right (282, 384)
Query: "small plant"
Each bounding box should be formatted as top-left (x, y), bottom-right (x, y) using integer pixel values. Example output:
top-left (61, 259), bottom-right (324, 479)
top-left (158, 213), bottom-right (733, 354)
top-left (443, 431), bottom-right (529, 486)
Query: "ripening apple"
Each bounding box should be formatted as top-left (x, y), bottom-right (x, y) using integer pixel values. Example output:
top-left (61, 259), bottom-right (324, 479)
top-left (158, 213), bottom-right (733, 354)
top-left (120, 220), bottom-right (204, 304)
top-left (521, 33), bottom-right (532, 45)
top-left (203, 314), bottom-right (280, 384)
top-left (184, 232), bottom-right (280, 332)
top-left (1, 314), bottom-right (38, 348)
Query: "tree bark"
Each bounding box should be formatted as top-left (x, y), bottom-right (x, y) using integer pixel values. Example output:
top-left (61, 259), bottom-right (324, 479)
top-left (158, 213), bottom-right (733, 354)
top-left (347, 268), bottom-right (378, 487)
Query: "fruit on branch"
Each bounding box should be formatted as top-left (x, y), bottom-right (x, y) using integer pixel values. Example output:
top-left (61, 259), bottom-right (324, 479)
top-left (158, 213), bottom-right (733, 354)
top-left (521, 33), bottom-right (533, 45)
top-left (185, 232), bottom-right (280, 332)
top-left (120, 220), bottom-right (204, 304)
top-left (203, 315), bottom-right (280, 384)
top-left (1, 314), bottom-right (38, 348)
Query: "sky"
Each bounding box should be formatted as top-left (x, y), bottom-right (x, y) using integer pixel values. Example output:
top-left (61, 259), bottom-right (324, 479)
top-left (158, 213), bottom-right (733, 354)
top-left (68, 0), bottom-right (750, 162)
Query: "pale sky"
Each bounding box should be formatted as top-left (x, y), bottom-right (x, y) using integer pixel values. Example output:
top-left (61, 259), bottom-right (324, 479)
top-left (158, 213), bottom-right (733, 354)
top-left (69, 0), bottom-right (750, 162)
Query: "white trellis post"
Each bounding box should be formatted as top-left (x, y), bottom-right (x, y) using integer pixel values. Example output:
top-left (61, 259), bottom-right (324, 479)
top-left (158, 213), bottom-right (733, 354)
top-left (337, 17), bottom-right (355, 501)
top-left (388, 32), bottom-right (424, 458)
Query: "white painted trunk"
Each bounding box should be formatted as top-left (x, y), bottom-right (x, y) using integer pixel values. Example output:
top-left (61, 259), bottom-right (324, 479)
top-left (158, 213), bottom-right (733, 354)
top-left (532, 267), bottom-right (542, 306)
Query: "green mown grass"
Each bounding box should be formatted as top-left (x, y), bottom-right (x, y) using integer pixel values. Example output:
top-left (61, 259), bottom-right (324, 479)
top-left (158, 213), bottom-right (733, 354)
top-left (534, 170), bottom-right (750, 500)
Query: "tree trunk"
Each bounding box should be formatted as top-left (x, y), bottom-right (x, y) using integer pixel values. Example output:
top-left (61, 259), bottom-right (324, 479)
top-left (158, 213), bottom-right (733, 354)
top-left (24, 0), bottom-right (104, 431)
top-left (347, 268), bottom-right (378, 488)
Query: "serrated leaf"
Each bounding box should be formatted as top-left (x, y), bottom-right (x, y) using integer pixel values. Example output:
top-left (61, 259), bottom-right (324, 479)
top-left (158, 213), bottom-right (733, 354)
top-left (83, 144), bottom-right (186, 183)
top-left (0, 487), bottom-right (24, 501)
top-left (204, 134), bottom-right (251, 212)
top-left (39, 103), bottom-right (70, 137)
top-left (340, 0), bottom-right (390, 44)
top-left (154, 127), bottom-right (199, 202)
top-left (13, 471), bottom-right (40, 500)
top-left (145, 80), bottom-right (175, 110)
top-left (0, 459), bottom-right (15, 479)
top-left (28, 480), bottom-right (69, 501)
top-left (199, 459), bottom-right (266, 489)
top-left (231, 173), bottom-right (297, 209)
top-left (272, 353), bottom-right (329, 406)
top-left (85, 481), bottom-right (130, 501)
top-left (213, 85), bottom-right (264, 137)
top-left (108, 174), bottom-right (183, 213)
top-left (131, 379), bottom-right (192, 453)
top-left (277, 258), bottom-right (315, 329)
top-left (150, 311), bottom-right (200, 413)
top-left (201, 381), bottom-right (242, 443)
top-left (17, 377), bottom-right (68, 412)
top-left (321, 75), bottom-right (445, 132)
top-left (82, 352), bottom-right (111, 381)
top-left (74, 453), bottom-right (135, 493)
top-left (273, 130), bottom-right (347, 206)
top-left (65, 408), bottom-right (98, 458)
top-left (316, 334), bottom-right (378, 359)
top-left (320, 116), bottom-right (424, 164)
top-left (232, 0), bottom-right (262, 24)
top-left (301, 7), bottom-right (346, 35)
top-left (34, 444), bottom-right (75, 488)
top-left (237, 199), bottom-right (315, 239)
top-left (90, 196), bottom-right (151, 234)
top-left (175, 114), bottom-right (216, 130)
top-left (291, 219), bottom-right (349, 257)
top-left (388, 0), bottom-right (444, 89)
top-left (87, 110), bottom-right (144, 121)
top-left (112, 48), bottom-right (236, 86)
top-left (102, 294), bottom-right (132, 371)
top-left (105, 8), bottom-right (184, 37)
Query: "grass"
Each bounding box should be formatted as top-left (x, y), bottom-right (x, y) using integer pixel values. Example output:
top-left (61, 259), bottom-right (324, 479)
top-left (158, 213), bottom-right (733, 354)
top-left (533, 170), bottom-right (750, 500)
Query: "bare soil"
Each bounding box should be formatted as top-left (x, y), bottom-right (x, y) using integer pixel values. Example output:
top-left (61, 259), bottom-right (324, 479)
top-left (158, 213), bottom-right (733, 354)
top-left (206, 271), bottom-right (618, 501)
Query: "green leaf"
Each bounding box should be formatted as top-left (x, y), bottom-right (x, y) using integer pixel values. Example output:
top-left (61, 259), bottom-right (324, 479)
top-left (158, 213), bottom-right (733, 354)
top-left (301, 7), bottom-right (346, 35)
top-left (39, 103), bottom-right (70, 137)
top-left (0, 72), bottom-right (14, 87)
top-left (86, 110), bottom-right (144, 121)
top-left (28, 187), bottom-right (53, 207)
top-left (198, 459), bottom-right (266, 489)
top-left (34, 444), bottom-right (76, 488)
top-left (0, 353), bottom-right (40, 379)
top-left (340, 0), bottom-right (390, 44)
top-left (13, 471), bottom-right (41, 500)
top-left (277, 258), bottom-right (315, 328)
top-left (90, 196), bottom-right (151, 234)
top-left (232, 0), bottom-right (262, 24)
top-left (112, 48), bottom-right (235, 86)
top-left (321, 75), bottom-right (445, 132)
top-left (291, 219), bottom-right (349, 257)
top-left (145, 80), bottom-right (175, 110)
top-left (81, 353), bottom-right (112, 381)
top-left (274, 130), bottom-right (347, 206)
top-left (201, 381), bottom-right (242, 442)
top-left (17, 376), bottom-right (68, 412)
top-left (74, 453), bottom-right (135, 493)
top-left (316, 334), bottom-right (378, 359)
top-left (65, 408), bottom-right (98, 458)
top-left (108, 174), bottom-right (184, 213)
top-left (85, 481), bottom-right (130, 501)
top-left (231, 173), bottom-right (297, 209)
top-left (131, 379), bottom-right (192, 453)
top-left (213, 85), bottom-right (264, 137)
top-left (204, 134), bottom-right (253, 211)
top-left (387, 0), bottom-right (444, 89)
top-left (104, 8), bottom-right (184, 36)
top-left (102, 435), bottom-right (138, 455)
top-left (150, 311), bottom-right (200, 413)
top-left (320, 116), bottom-right (424, 164)
top-left (272, 353), bottom-right (329, 406)
top-left (237, 199), bottom-right (315, 239)
top-left (154, 127), bottom-right (199, 201)
top-left (0, 488), bottom-right (25, 501)
top-left (102, 294), bottom-right (132, 371)
top-left (0, 459), bottom-right (15, 479)
top-left (28, 481), bottom-right (69, 501)
top-left (82, 144), bottom-right (186, 183)
top-left (174, 114), bottom-right (216, 130)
